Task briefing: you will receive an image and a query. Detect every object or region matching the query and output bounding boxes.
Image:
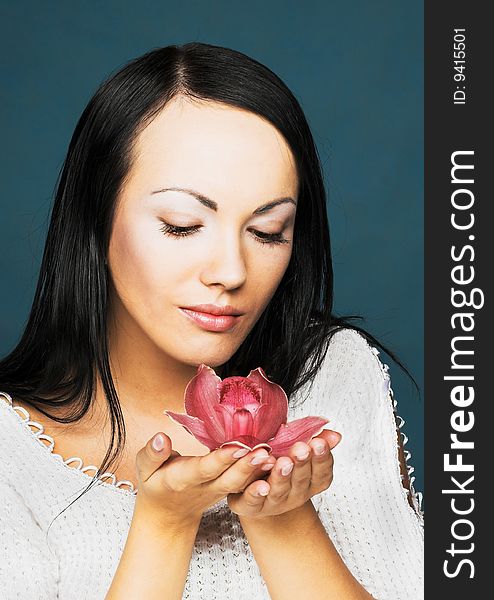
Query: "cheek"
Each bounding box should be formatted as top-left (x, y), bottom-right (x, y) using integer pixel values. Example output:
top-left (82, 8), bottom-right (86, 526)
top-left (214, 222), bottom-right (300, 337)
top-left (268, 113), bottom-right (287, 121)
top-left (109, 218), bottom-right (178, 304)
top-left (249, 247), bottom-right (292, 297)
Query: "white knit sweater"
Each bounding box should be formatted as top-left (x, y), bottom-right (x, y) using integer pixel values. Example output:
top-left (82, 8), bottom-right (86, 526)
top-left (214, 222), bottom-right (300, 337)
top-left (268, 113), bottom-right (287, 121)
top-left (0, 328), bottom-right (424, 599)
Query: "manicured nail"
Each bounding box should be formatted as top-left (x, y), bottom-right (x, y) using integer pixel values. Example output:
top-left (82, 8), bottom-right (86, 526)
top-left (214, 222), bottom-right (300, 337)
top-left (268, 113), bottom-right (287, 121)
top-left (313, 442), bottom-right (326, 455)
top-left (329, 432), bottom-right (342, 448)
top-left (261, 462), bottom-right (275, 471)
top-left (281, 463), bottom-right (294, 476)
top-left (257, 485), bottom-right (269, 496)
top-left (232, 448), bottom-right (250, 458)
top-left (295, 450), bottom-right (310, 461)
top-left (152, 434), bottom-right (165, 452)
top-left (251, 452), bottom-right (269, 465)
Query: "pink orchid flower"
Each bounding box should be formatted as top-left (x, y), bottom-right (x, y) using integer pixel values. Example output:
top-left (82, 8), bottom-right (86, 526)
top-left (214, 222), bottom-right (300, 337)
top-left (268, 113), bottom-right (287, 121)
top-left (164, 364), bottom-right (330, 458)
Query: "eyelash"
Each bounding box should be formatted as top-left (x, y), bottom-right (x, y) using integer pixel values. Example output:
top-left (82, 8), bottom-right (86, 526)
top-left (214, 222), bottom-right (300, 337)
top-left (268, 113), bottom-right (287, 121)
top-left (158, 223), bottom-right (291, 246)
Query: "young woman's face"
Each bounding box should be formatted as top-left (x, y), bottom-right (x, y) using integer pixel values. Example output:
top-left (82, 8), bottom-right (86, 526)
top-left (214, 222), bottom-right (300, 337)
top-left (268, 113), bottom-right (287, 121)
top-left (108, 97), bottom-right (298, 369)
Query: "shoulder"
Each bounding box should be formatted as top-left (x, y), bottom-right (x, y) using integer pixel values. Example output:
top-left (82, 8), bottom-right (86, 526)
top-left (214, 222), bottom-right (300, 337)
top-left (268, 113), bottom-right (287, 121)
top-left (0, 391), bottom-right (28, 458)
top-left (315, 326), bottom-right (389, 392)
top-left (325, 326), bottom-right (379, 360)
top-left (293, 327), bottom-right (392, 420)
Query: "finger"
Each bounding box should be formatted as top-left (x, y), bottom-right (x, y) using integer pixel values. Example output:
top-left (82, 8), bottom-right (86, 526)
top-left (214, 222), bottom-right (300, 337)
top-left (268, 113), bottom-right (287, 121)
top-left (214, 449), bottom-right (276, 493)
top-left (228, 479), bottom-right (271, 514)
top-left (181, 444), bottom-right (257, 487)
top-left (315, 429), bottom-right (342, 450)
top-left (288, 441), bottom-right (313, 490)
top-left (308, 438), bottom-right (334, 491)
top-left (262, 456), bottom-right (294, 504)
top-left (136, 433), bottom-right (179, 483)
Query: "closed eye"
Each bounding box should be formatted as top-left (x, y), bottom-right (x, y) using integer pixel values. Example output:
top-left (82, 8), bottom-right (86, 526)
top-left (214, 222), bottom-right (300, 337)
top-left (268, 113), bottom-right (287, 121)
top-left (158, 222), bottom-right (290, 246)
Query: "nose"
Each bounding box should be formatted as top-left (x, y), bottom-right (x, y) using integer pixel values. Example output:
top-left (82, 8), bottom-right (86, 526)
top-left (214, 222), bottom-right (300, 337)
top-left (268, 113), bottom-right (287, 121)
top-left (199, 229), bottom-right (247, 290)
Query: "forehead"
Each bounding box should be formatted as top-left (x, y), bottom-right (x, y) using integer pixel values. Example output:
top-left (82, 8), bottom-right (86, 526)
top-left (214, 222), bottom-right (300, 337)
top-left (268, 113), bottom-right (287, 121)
top-left (127, 97), bottom-right (299, 200)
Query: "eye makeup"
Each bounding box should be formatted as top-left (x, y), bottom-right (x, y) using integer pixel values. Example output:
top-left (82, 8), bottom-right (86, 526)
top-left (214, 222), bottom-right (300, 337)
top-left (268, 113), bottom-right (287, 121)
top-left (158, 221), bottom-right (291, 246)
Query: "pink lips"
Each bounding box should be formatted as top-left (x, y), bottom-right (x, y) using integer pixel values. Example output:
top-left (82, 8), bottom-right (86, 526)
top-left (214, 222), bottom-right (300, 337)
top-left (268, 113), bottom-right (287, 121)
top-left (179, 308), bottom-right (241, 332)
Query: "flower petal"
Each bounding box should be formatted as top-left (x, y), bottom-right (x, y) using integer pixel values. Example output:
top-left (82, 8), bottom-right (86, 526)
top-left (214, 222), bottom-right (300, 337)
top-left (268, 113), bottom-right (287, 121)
top-left (267, 416), bottom-right (330, 458)
top-left (219, 438), bottom-right (272, 452)
top-left (246, 367), bottom-right (289, 440)
top-left (163, 411), bottom-right (219, 450)
top-left (183, 364), bottom-right (226, 442)
top-left (213, 403), bottom-right (234, 440)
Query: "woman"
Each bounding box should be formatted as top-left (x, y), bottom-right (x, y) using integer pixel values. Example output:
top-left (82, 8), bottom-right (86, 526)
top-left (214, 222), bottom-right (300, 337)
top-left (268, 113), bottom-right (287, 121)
top-left (0, 42), bottom-right (423, 599)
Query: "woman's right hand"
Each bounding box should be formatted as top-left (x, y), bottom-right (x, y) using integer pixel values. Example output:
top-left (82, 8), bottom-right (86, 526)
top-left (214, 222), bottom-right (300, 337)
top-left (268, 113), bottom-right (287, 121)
top-left (133, 433), bottom-right (277, 531)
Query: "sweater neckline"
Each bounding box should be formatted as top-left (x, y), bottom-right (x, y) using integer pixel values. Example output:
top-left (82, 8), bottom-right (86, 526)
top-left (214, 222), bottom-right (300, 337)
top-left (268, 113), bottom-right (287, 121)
top-left (0, 390), bottom-right (139, 498)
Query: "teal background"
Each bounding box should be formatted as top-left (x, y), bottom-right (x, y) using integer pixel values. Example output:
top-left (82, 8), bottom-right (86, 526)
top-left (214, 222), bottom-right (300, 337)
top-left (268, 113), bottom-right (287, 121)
top-left (0, 1), bottom-right (423, 494)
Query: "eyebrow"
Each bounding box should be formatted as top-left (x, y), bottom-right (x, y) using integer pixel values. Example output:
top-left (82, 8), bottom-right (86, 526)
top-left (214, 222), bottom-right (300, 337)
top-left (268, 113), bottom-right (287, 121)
top-left (150, 186), bottom-right (297, 214)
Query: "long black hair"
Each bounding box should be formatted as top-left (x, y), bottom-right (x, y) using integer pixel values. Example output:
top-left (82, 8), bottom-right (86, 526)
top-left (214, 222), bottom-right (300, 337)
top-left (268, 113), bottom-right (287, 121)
top-left (0, 42), bottom-right (418, 524)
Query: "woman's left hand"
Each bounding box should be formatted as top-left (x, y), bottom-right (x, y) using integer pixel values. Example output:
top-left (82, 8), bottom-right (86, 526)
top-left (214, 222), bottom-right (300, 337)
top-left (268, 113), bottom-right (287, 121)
top-left (227, 429), bottom-right (341, 518)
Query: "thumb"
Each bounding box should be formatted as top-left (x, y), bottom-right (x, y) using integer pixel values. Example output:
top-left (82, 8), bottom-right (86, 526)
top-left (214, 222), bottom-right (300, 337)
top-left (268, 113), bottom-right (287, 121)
top-left (136, 433), bottom-right (174, 484)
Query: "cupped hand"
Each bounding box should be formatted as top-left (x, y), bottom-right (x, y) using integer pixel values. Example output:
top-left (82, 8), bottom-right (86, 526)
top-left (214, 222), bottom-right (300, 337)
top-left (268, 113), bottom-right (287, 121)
top-left (133, 433), bottom-right (282, 531)
top-left (226, 429), bottom-right (342, 518)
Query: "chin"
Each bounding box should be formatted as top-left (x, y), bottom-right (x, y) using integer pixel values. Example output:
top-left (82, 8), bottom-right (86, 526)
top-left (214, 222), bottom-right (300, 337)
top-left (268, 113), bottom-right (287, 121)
top-left (152, 326), bottom-right (245, 369)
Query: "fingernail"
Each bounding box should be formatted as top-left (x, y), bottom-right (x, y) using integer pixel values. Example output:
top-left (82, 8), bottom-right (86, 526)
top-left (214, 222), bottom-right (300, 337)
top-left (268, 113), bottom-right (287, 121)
top-left (281, 463), bottom-right (294, 476)
top-left (313, 442), bottom-right (326, 455)
top-left (232, 448), bottom-right (249, 458)
top-left (329, 433), bottom-right (342, 448)
top-left (250, 452), bottom-right (269, 465)
top-left (152, 434), bottom-right (165, 452)
top-left (261, 462), bottom-right (275, 471)
top-left (295, 450), bottom-right (310, 461)
top-left (257, 485), bottom-right (269, 496)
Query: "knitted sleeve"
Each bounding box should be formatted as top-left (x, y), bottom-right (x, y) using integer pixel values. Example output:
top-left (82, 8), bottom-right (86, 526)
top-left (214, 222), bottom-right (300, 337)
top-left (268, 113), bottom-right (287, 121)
top-left (0, 472), bottom-right (60, 599)
top-left (306, 328), bottom-right (424, 600)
